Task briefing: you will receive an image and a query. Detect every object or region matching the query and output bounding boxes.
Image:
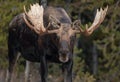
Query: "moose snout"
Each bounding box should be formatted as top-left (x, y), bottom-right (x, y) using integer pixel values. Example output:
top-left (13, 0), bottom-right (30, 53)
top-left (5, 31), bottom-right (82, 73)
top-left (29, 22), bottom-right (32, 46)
top-left (59, 49), bottom-right (69, 63)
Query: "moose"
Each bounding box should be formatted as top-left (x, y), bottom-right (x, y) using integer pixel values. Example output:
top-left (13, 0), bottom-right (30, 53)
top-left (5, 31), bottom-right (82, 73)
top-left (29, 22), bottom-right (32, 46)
top-left (7, 3), bottom-right (108, 82)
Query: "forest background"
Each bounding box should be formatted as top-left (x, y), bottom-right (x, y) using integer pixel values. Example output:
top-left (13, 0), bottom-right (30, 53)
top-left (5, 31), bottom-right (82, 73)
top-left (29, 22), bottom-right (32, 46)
top-left (0, 0), bottom-right (120, 82)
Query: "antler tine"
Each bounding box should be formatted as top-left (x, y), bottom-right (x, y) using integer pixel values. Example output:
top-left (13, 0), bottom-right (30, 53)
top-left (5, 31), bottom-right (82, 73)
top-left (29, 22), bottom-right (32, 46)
top-left (24, 5), bottom-right (28, 16)
top-left (30, 4), bottom-right (32, 8)
top-left (24, 5), bottom-right (33, 21)
top-left (23, 13), bottom-right (34, 28)
top-left (100, 6), bottom-right (108, 23)
top-left (23, 5), bottom-right (35, 29)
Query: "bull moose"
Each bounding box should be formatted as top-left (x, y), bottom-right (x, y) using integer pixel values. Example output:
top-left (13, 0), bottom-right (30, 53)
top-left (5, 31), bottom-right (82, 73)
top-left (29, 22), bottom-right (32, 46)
top-left (7, 3), bottom-right (108, 82)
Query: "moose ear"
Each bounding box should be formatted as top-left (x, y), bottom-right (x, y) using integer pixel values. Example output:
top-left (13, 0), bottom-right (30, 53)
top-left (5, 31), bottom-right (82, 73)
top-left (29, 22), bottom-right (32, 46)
top-left (49, 15), bottom-right (61, 28)
top-left (72, 20), bottom-right (81, 30)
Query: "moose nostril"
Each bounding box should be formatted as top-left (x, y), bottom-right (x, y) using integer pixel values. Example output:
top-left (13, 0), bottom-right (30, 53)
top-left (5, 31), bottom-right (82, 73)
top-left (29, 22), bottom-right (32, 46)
top-left (59, 49), bottom-right (69, 54)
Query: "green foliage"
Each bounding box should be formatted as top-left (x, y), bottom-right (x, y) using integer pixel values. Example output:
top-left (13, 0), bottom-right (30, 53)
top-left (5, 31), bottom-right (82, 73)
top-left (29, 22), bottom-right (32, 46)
top-left (74, 72), bottom-right (96, 82)
top-left (0, 0), bottom-right (22, 69)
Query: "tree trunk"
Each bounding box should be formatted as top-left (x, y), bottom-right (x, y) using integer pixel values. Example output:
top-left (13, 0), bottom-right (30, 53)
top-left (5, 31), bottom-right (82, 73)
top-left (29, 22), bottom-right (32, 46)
top-left (39, 0), bottom-right (47, 8)
top-left (92, 43), bottom-right (98, 75)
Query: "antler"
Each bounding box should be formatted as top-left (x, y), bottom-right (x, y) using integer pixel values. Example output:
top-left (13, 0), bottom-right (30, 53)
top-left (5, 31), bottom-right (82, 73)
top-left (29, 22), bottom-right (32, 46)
top-left (75, 6), bottom-right (108, 36)
top-left (23, 3), bottom-right (46, 34)
top-left (23, 3), bottom-right (60, 35)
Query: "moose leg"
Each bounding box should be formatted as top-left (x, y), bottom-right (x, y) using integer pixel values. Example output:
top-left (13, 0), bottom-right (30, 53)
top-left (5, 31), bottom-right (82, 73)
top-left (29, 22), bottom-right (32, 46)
top-left (40, 55), bottom-right (48, 82)
top-left (62, 60), bottom-right (73, 82)
top-left (25, 61), bottom-right (31, 82)
top-left (6, 46), bottom-right (20, 82)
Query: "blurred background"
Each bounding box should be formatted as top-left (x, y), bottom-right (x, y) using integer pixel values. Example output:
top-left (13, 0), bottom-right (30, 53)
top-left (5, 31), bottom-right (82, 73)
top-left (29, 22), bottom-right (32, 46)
top-left (0, 0), bottom-right (120, 82)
